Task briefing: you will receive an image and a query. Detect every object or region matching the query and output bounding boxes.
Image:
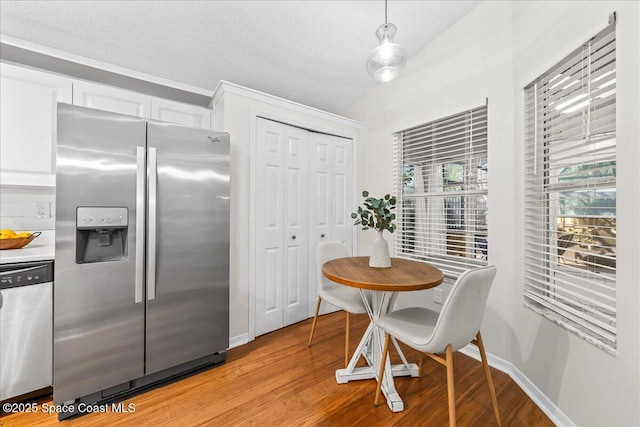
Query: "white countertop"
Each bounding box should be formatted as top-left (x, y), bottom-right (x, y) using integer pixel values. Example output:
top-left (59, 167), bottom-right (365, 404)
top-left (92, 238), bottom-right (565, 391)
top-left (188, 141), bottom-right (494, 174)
top-left (0, 230), bottom-right (55, 264)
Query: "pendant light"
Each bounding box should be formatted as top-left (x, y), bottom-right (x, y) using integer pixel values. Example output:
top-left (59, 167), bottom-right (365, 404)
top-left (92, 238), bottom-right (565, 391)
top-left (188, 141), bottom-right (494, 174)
top-left (366, 0), bottom-right (407, 82)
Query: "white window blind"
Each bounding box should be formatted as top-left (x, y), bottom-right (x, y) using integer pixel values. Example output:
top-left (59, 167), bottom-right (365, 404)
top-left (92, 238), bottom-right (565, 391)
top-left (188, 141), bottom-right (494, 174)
top-left (393, 105), bottom-right (488, 278)
top-left (524, 21), bottom-right (617, 354)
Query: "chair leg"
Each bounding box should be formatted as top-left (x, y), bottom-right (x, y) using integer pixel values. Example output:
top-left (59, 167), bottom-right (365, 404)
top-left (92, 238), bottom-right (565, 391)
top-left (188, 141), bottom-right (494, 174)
top-left (476, 332), bottom-right (501, 426)
top-left (374, 333), bottom-right (391, 407)
top-left (308, 296), bottom-right (322, 347)
top-left (445, 344), bottom-right (456, 427)
top-left (345, 311), bottom-right (350, 367)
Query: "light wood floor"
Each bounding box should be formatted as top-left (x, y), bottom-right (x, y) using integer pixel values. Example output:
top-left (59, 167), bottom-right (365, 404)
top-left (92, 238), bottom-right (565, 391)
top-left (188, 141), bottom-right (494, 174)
top-left (1, 312), bottom-right (553, 426)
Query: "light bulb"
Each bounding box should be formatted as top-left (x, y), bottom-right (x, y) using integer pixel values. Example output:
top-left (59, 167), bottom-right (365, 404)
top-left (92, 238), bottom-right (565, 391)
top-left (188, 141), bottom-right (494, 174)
top-left (366, 23), bottom-right (407, 82)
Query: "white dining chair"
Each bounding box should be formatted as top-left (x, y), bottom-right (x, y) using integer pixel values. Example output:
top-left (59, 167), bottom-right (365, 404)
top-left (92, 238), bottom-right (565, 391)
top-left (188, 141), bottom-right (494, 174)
top-left (374, 265), bottom-right (501, 427)
top-left (308, 241), bottom-right (368, 367)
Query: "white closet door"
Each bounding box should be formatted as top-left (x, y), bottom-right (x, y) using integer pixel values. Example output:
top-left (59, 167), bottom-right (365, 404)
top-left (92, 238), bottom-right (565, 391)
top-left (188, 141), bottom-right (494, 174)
top-left (307, 133), bottom-right (336, 316)
top-left (331, 136), bottom-right (354, 253)
top-left (255, 118), bottom-right (309, 335)
top-left (282, 126), bottom-right (309, 327)
top-left (308, 133), bottom-right (332, 243)
top-left (255, 118), bottom-right (286, 336)
top-left (307, 134), bottom-right (354, 316)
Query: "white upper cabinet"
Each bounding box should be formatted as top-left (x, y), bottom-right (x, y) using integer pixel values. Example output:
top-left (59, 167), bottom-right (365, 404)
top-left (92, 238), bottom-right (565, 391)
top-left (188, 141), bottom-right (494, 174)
top-left (73, 80), bottom-right (151, 118)
top-left (1, 64), bottom-right (214, 187)
top-left (151, 98), bottom-right (211, 130)
top-left (74, 81), bottom-right (211, 129)
top-left (0, 63), bottom-right (72, 187)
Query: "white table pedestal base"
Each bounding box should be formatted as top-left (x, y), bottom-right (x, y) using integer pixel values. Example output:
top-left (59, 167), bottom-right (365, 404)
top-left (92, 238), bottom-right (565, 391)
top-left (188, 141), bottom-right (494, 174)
top-left (335, 292), bottom-right (420, 413)
top-left (335, 362), bottom-right (420, 412)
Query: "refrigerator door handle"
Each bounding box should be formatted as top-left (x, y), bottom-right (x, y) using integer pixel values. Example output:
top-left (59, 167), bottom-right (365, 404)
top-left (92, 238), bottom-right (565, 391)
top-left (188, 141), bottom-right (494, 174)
top-left (147, 147), bottom-right (158, 301)
top-left (135, 146), bottom-right (146, 304)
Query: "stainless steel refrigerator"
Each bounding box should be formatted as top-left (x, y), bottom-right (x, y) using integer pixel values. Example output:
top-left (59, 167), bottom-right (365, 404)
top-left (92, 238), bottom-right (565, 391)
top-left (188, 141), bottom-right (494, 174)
top-left (54, 104), bottom-right (229, 415)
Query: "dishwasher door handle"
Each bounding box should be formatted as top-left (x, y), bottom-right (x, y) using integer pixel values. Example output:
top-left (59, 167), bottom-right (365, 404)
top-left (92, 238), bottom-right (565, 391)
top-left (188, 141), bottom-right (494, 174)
top-left (0, 266), bottom-right (41, 276)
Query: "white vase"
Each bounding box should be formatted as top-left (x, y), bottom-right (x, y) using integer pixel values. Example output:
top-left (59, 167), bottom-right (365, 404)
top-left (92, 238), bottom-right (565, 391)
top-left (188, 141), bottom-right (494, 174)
top-left (369, 230), bottom-right (391, 268)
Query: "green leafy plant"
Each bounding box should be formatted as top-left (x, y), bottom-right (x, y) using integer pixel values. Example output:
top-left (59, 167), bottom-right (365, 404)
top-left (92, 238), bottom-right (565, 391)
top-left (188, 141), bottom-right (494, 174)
top-left (351, 191), bottom-right (397, 233)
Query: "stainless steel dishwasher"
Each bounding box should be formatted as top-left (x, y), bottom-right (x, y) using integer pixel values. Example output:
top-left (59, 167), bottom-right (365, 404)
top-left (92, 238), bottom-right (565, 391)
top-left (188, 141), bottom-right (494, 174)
top-left (0, 260), bottom-right (53, 401)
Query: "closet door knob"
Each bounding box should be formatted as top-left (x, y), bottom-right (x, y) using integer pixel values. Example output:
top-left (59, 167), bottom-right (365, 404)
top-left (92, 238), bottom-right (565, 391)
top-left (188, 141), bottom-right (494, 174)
top-left (291, 235), bottom-right (296, 240)
top-left (321, 234), bottom-right (325, 238)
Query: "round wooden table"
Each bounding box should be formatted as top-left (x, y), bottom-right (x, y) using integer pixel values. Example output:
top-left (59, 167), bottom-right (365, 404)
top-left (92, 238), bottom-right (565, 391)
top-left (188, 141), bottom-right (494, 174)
top-left (322, 256), bottom-right (443, 412)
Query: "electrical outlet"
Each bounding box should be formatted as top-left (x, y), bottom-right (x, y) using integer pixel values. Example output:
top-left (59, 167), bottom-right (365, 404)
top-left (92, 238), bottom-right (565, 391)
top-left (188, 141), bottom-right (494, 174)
top-left (36, 202), bottom-right (51, 219)
top-left (434, 288), bottom-right (443, 304)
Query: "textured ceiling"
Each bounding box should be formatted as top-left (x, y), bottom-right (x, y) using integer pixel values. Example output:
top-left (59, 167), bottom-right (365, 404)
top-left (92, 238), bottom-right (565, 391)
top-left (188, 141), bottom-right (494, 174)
top-left (0, 0), bottom-right (480, 115)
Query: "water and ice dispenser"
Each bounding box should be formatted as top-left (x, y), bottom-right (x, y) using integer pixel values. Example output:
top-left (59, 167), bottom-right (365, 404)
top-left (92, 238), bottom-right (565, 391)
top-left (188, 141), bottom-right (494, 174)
top-left (76, 207), bottom-right (129, 264)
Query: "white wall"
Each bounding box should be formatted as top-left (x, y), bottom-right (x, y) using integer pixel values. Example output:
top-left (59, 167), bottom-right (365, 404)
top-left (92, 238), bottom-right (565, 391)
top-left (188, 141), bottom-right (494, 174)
top-left (347, 0), bottom-right (517, 361)
top-left (213, 87), bottom-right (362, 343)
top-left (0, 186), bottom-right (55, 231)
top-left (345, 1), bottom-right (639, 426)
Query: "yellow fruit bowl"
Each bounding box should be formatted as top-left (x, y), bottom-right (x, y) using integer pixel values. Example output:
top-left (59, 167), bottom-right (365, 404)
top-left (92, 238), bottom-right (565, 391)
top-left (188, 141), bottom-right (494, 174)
top-left (0, 232), bottom-right (41, 250)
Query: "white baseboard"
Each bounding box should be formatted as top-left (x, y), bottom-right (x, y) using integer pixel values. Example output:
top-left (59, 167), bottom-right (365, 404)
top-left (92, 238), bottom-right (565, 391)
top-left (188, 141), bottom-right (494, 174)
top-left (460, 345), bottom-right (575, 427)
top-left (228, 333), bottom-right (250, 350)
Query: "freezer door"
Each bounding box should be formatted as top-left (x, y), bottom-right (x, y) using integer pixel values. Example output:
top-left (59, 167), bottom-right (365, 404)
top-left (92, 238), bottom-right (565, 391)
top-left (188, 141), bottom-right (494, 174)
top-left (54, 104), bottom-right (146, 404)
top-left (145, 121), bottom-right (230, 374)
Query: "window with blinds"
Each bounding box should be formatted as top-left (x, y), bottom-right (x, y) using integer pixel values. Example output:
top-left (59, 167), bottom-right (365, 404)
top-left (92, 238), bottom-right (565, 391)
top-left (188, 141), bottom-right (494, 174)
top-left (524, 21), bottom-right (616, 354)
top-left (393, 105), bottom-right (488, 279)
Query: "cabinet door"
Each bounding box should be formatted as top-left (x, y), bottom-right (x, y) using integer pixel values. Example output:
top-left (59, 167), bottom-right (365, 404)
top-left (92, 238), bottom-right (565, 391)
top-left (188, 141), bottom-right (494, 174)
top-left (151, 98), bottom-right (212, 130)
top-left (73, 80), bottom-right (150, 118)
top-left (0, 63), bottom-right (72, 186)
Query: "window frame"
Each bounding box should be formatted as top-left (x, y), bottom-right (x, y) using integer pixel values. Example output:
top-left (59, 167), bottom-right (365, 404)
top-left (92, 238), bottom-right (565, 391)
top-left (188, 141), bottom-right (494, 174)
top-left (393, 105), bottom-right (489, 280)
top-left (523, 22), bottom-right (617, 355)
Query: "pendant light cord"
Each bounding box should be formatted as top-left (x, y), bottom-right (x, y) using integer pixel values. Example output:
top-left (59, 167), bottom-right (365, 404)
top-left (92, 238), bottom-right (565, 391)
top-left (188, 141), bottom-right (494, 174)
top-left (385, 0), bottom-right (388, 25)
